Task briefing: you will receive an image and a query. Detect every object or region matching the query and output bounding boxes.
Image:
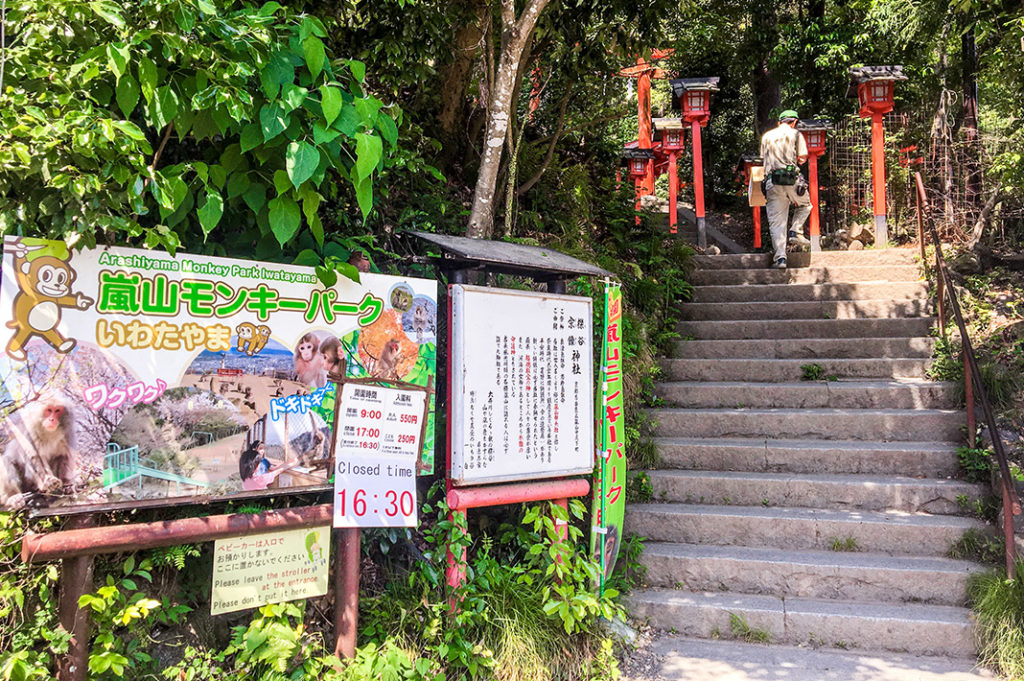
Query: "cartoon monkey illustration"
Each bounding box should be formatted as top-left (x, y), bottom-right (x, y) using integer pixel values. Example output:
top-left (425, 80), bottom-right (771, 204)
top-left (235, 323), bottom-right (271, 356)
top-left (5, 239), bottom-right (94, 362)
top-left (251, 325), bottom-right (271, 354)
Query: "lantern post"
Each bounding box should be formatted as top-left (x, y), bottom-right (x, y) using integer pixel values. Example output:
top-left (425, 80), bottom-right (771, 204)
top-left (654, 118), bottom-right (686, 235)
top-left (849, 66), bottom-right (906, 247)
top-left (616, 50), bottom-right (673, 197)
top-left (622, 148), bottom-right (656, 224)
top-left (739, 153), bottom-right (764, 250)
top-left (797, 119), bottom-right (830, 252)
top-left (672, 77), bottom-right (720, 250)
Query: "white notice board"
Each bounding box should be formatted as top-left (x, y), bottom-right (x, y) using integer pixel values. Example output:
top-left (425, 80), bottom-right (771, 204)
top-left (332, 383), bottom-right (425, 527)
top-left (450, 285), bottom-right (594, 486)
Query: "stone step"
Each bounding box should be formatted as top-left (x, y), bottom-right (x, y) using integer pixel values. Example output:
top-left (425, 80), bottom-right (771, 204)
top-left (630, 635), bottom-right (992, 681)
top-left (625, 589), bottom-right (975, 657)
top-left (646, 470), bottom-right (982, 515)
top-left (654, 437), bottom-right (960, 477)
top-left (625, 503), bottom-right (988, 556)
top-left (679, 299), bottom-right (932, 321)
top-left (655, 380), bottom-right (958, 409)
top-left (690, 265), bottom-right (922, 286)
top-left (641, 543), bottom-right (983, 606)
top-left (671, 337), bottom-right (935, 360)
top-left (693, 250), bottom-right (919, 270)
top-left (690, 281), bottom-right (929, 303)
top-left (660, 358), bottom-right (933, 382)
top-left (676, 317), bottom-right (935, 340)
top-left (650, 407), bottom-right (964, 441)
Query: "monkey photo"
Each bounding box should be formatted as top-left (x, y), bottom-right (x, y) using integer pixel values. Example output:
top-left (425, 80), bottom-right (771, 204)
top-left (293, 333), bottom-right (326, 388)
top-left (368, 337), bottom-right (403, 381)
top-left (411, 304), bottom-right (434, 343)
top-left (0, 399), bottom-right (76, 509)
top-left (319, 336), bottom-right (342, 377)
top-left (5, 239), bottom-right (94, 362)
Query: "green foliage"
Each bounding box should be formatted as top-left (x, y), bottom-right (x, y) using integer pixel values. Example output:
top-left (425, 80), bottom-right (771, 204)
top-left (800, 363), bottom-right (825, 381)
top-left (606, 534), bottom-right (647, 595)
top-left (968, 560), bottom-right (1024, 680)
top-left (0, 514), bottom-right (67, 681)
top-left (828, 536), bottom-right (861, 552)
top-left (625, 471), bottom-right (653, 503)
top-left (728, 612), bottom-right (772, 644)
top-left (79, 556), bottom-right (191, 678)
top-left (360, 490), bottom-right (623, 681)
top-left (957, 446), bottom-right (994, 484)
top-left (948, 529), bottom-right (1005, 565)
top-left (1, 0), bottom-right (398, 279)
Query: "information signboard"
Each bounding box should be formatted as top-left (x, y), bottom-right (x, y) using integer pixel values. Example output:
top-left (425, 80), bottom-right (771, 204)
top-left (450, 285), bottom-right (594, 486)
top-left (332, 382), bottom-right (425, 527)
top-left (211, 525), bottom-right (330, 615)
top-left (0, 237), bottom-right (437, 512)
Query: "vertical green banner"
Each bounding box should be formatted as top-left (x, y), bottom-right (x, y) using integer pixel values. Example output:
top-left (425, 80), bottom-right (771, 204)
top-left (590, 281), bottom-right (625, 593)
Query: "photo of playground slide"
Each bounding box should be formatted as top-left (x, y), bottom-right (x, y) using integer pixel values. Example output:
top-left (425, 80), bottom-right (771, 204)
top-left (105, 387), bottom-right (250, 501)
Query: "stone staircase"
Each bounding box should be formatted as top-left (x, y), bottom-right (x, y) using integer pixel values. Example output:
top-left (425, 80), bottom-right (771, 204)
top-left (625, 249), bottom-right (993, 670)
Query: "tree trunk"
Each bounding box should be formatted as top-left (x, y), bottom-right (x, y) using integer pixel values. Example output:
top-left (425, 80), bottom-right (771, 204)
top-left (749, 0), bottom-right (780, 138)
top-left (436, 0), bottom-right (491, 173)
top-left (466, 0), bottom-right (550, 239)
top-left (961, 20), bottom-right (982, 222)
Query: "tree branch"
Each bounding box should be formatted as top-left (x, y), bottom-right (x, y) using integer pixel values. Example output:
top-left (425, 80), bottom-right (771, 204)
top-left (517, 81), bottom-right (573, 197)
top-left (967, 183), bottom-right (1005, 251)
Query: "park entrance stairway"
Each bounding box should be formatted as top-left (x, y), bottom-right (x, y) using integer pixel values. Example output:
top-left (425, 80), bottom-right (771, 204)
top-left (625, 249), bottom-right (993, 673)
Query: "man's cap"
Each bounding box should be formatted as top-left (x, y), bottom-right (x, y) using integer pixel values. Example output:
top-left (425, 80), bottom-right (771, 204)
top-left (779, 109), bottom-right (799, 120)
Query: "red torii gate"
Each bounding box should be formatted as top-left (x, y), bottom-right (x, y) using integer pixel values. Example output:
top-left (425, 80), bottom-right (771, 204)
top-left (616, 49), bottom-right (674, 196)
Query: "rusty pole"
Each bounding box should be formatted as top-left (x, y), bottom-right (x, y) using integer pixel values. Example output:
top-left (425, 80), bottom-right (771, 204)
top-left (333, 528), bottom-right (360, 659)
top-left (57, 515), bottom-right (96, 681)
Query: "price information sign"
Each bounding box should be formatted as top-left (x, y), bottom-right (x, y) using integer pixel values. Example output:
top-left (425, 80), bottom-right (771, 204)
top-left (332, 383), bottom-right (426, 527)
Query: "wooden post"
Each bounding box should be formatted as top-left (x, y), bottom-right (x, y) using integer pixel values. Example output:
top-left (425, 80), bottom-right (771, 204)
top-left (333, 527), bottom-right (360, 659)
top-left (57, 515), bottom-right (96, 681)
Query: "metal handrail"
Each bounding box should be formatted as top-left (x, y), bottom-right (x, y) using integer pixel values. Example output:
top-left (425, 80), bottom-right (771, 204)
top-left (914, 171), bottom-right (1021, 578)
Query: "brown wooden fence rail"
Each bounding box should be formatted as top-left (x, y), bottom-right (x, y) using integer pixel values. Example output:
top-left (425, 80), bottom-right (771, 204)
top-left (914, 171), bottom-right (1021, 579)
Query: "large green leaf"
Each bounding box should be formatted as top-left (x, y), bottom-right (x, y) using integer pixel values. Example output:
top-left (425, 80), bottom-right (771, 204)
top-left (354, 133), bottom-right (382, 181)
top-left (152, 86), bottom-right (179, 129)
top-left (240, 123), bottom-right (262, 152)
top-left (268, 195), bottom-right (301, 246)
top-left (348, 60), bottom-right (366, 83)
top-left (354, 176), bottom-right (373, 219)
top-left (302, 36), bottom-right (326, 79)
top-left (106, 43), bottom-right (129, 81)
top-left (138, 56), bottom-right (157, 103)
top-left (227, 172), bottom-right (251, 199)
top-left (197, 190), bottom-right (224, 236)
top-left (285, 141), bottom-right (319, 188)
top-left (243, 182), bottom-right (267, 214)
top-left (259, 103), bottom-right (288, 142)
top-left (280, 84), bottom-right (307, 112)
top-left (377, 113), bottom-right (398, 147)
top-left (116, 74), bottom-right (140, 117)
top-left (313, 121), bottom-right (341, 145)
top-left (321, 87), bottom-right (342, 125)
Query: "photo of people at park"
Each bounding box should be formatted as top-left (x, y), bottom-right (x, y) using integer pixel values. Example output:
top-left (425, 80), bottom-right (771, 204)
top-left (0, 239), bottom-right (438, 510)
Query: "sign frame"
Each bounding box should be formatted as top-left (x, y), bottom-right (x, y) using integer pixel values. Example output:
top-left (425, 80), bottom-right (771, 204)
top-left (449, 284), bottom-right (595, 487)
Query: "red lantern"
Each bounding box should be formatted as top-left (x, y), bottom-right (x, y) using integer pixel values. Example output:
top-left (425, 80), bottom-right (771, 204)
top-left (629, 157), bottom-right (646, 179)
top-left (654, 118), bottom-right (685, 151)
top-left (849, 66), bottom-right (906, 118)
top-left (671, 77), bottom-right (720, 126)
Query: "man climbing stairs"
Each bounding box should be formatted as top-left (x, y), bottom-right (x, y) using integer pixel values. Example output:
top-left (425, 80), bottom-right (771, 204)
top-left (625, 249), bottom-right (994, 679)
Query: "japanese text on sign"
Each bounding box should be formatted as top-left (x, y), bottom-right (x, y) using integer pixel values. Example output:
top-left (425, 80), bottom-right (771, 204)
top-left (211, 526), bottom-right (330, 615)
top-left (332, 383), bottom-right (426, 528)
top-left (451, 286), bottom-right (594, 485)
